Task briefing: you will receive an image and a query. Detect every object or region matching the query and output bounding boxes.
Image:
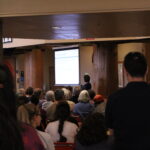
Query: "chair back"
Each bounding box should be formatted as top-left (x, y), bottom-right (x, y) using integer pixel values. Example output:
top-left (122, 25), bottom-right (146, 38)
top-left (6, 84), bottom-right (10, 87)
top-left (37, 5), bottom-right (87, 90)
top-left (54, 142), bottom-right (75, 150)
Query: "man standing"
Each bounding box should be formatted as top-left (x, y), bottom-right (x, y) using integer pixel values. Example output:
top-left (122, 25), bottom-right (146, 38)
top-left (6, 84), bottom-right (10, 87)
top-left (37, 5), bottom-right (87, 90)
top-left (105, 52), bottom-right (150, 150)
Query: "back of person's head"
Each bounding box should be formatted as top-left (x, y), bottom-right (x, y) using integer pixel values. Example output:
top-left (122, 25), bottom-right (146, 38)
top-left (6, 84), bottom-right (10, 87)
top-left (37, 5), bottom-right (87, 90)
top-left (78, 90), bottom-right (90, 103)
top-left (62, 88), bottom-right (71, 100)
top-left (84, 74), bottom-right (90, 82)
top-left (45, 90), bottom-right (55, 101)
top-left (54, 101), bottom-right (71, 142)
top-left (30, 94), bottom-right (39, 105)
top-left (55, 89), bottom-right (64, 101)
top-left (0, 64), bottom-right (24, 150)
top-left (25, 86), bottom-right (34, 96)
top-left (124, 52), bottom-right (147, 77)
top-left (16, 95), bottom-right (28, 107)
top-left (73, 86), bottom-right (81, 97)
top-left (55, 101), bottom-right (70, 120)
top-left (88, 89), bottom-right (96, 100)
top-left (76, 113), bottom-right (108, 146)
top-left (33, 88), bottom-right (42, 99)
top-left (66, 86), bottom-right (73, 93)
top-left (23, 103), bottom-right (40, 125)
top-left (94, 94), bottom-right (104, 104)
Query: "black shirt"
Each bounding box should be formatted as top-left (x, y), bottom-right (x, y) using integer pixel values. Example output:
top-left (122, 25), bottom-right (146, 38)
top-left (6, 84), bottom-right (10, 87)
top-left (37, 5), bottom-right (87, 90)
top-left (105, 82), bottom-right (150, 150)
top-left (82, 82), bottom-right (92, 90)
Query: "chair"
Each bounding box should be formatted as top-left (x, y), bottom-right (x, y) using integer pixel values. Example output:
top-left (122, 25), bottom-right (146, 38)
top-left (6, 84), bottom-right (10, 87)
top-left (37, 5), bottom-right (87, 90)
top-left (54, 142), bottom-right (75, 150)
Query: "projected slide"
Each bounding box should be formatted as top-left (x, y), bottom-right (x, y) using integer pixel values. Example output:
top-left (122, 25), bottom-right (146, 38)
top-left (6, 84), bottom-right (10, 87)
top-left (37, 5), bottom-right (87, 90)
top-left (55, 49), bottom-right (79, 85)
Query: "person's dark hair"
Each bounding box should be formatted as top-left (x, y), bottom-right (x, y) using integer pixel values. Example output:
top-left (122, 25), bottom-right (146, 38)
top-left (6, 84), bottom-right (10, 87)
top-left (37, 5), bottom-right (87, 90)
top-left (25, 86), bottom-right (33, 96)
top-left (55, 89), bottom-right (64, 101)
top-left (0, 64), bottom-right (24, 150)
top-left (66, 86), bottom-right (73, 93)
top-left (124, 52), bottom-right (147, 77)
top-left (30, 94), bottom-right (39, 105)
top-left (88, 90), bottom-right (96, 99)
top-left (84, 74), bottom-right (90, 82)
top-left (16, 95), bottom-right (28, 107)
top-left (54, 101), bottom-right (70, 142)
top-left (33, 88), bottom-right (42, 99)
top-left (76, 113), bottom-right (108, 146)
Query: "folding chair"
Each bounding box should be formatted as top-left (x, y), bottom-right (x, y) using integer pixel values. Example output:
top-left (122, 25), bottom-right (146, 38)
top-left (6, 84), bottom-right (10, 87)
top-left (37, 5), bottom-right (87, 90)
top-left (54, 142), bottom-right (75, 150)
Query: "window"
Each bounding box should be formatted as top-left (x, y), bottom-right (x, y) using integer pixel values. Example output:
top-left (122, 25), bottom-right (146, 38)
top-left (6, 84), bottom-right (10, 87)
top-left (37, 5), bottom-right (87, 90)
top-left (54, 48), bottom-right (79, 85)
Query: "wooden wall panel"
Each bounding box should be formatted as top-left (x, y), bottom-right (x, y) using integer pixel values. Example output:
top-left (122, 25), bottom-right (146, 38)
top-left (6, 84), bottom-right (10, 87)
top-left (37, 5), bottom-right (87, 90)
top-left (92, 43), bottom-right (118, 97)
top-left (24, 49), bottom-right (43, 89)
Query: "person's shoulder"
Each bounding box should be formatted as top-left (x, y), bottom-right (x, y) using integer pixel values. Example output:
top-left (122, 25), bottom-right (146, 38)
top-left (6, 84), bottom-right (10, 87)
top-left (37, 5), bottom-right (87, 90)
top-left (108, 87), bottom-right (125, 101)
top-left (65, 120), bottom-right (78, 128)
top-left (37, 130), bottom-right (52, 139)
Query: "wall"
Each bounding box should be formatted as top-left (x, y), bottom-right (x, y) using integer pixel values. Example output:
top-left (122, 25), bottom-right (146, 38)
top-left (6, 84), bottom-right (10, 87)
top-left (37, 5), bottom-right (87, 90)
top-left (15, 54), bottom-right (25, 89)
top-left (117, 43), bottom-right (144, 62)
top-left (117, 42), bottom-right (144, 87)
top-left (79, 45), bottom-right (94, 85)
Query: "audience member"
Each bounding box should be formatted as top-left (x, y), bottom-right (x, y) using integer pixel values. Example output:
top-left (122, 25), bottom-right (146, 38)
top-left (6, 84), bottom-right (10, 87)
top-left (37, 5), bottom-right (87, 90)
top-left (0, 64), bottom-right (24, 150)
top-left (82, 73), bottom-right (92, 90)
top-left (18, 103), bottom-right (54, 150)
top-left (46, 89), bottom-right (65, 122)
top-left (76, 113), bottom-right (112, 150)
top-left (88, 89), bottom-right (96, 104)
top-left (42, 90), bottom-right (55, 111)
top-left (105, 52), bottom-right (150, 150)
top-left (16, 95), bottom-right (28, 107)
top-left (62, 87), bottom-right (75, 111)
top-left (25, 86), bottom-right (33, 101)
top-left (93, 94), bottom-right (106, 115)
top-left (71, 86), bottom-right (81, 104)
top-left (45, 101), bottom-right (78, 143)
top-left (73, 90), bottom-right (94, 118)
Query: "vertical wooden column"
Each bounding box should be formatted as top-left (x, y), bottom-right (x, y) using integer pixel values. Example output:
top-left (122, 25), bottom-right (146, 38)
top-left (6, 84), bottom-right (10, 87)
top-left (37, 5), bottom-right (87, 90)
top-left (24, 49), bottom-right (44, 89)
top-left (92, 43), bottom-right (118, 97)
top-left (0, 21), bottom-right (3, 63)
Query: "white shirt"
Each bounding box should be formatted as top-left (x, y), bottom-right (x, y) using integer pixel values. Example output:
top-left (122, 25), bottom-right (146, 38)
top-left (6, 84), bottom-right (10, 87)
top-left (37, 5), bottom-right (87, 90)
top-left (37, 130), bottom-right (55, 150)
top-left (45, 120), bottom-right (78, 143)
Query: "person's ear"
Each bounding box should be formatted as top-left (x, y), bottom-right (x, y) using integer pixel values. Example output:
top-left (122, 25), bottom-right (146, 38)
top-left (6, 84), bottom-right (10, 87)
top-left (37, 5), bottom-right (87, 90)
top-left (123, 66), bottom-right (128, 77)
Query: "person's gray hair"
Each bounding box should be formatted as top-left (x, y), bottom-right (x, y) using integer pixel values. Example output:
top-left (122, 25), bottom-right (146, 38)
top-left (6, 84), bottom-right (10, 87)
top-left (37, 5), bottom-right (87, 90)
top-left (78, 90), bottom-right (90, 102)
top-left (62, 88), bottom-right (71, 100)
top-left (45, 90), bottom-right (55, 101)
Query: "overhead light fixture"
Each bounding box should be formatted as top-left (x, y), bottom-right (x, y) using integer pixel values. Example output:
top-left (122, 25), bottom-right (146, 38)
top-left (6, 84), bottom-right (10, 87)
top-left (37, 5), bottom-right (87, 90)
top-left (52, 26), bottom-right (62, 30)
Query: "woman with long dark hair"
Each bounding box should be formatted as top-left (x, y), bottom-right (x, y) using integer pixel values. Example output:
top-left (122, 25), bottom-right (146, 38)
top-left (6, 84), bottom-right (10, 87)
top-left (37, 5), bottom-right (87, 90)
top-left (0, 64), bottom-right (24, 150)
top-left (45, 101), bottom-right (78, 142)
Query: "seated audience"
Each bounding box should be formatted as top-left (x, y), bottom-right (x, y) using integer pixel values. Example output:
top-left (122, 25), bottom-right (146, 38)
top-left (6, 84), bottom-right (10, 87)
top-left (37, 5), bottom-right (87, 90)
top-left (88, 89), bottom-right (96, 104)
top-left (73, 90), bottom-right (94, 118)
top-left (0, 64), bottom-right (45, 150)
top-left (62, 87), bottom-right (75, 111)
top-left (93, 94), bottom-right (106, 115)
top-left (42, 90), bottom-right (55, 111)
top-left (18, 103), bottom-right (55, 150)
top-left (16, 95), bottom-right (28, 107)
top-left (75, 113), bottom-right (112, 150)
top-left (45, 101), bottom-right (78, 143)
top-left (71, 86), bottom-right (81, 104)
top-left (46, 89), bottom-right (65, 122)
top-left (25, 86), bottom-right (34, 101)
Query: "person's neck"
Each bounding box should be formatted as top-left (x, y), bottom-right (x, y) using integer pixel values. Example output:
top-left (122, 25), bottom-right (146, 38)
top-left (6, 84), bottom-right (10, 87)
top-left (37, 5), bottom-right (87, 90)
top-left (127, 76), bottom-right (145, 82)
